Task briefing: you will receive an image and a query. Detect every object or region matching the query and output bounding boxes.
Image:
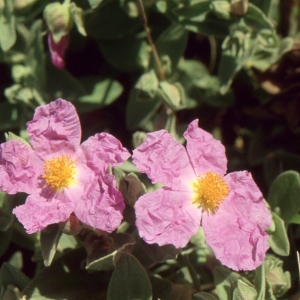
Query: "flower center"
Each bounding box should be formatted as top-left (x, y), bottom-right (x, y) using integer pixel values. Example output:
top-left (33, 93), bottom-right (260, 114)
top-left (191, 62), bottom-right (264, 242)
top-left (42, 154), bottom-right (76, 190)
top-left (192, 171), bottom-right (229, 213)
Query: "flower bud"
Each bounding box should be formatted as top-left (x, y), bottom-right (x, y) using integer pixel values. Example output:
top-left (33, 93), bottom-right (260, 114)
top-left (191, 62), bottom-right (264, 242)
top-left (264, 255), bottom-right (291, 297)
top-left (43, 1), bottom-right (73, 43)
top-left (210, 1), bottom-right (231, 20)
top-left (59, 213), bottom-right (83, 235)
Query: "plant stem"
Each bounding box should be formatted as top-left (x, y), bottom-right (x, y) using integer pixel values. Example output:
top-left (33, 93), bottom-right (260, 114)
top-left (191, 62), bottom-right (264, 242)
top-left (136, 0), bottom-right (166, 81)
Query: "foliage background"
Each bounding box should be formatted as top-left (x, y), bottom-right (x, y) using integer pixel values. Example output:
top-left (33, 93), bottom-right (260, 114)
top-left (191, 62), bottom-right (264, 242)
top-left (0, 0), bottom-right (300, 299)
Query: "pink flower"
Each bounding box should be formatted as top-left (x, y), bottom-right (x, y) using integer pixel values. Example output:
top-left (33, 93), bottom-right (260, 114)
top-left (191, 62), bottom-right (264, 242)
top-left (132, 119), bottom-right (271, 271)
top-left (0, 99), bottom-right (130, 234)
top-left (48, 33), bottom-right (69, 69)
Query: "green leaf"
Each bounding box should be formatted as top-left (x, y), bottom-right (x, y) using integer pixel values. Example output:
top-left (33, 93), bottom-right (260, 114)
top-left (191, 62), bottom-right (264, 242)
top-left (150, 275), bottom-right (172, 300)
top-left (250, 0), bottom-right (273, 16)
top-left (0, 0), bottom-right (16, 51)
top-left (267, 170), bottom-right (300, 224)
top-left (40, 224), bottom-right (62, 267)
top-left (8, 251), bottom-right (23, 270)
top-left (26, 19), bottom-right (45, 89)
top-left (85, 0), bottom-right (140, 40)
top-left (214, 266), bottom-right (240, 300)
top-left (179, 12), bottom-right (232, 37)
top-left (5, 132), bottom-right (31, 147)
top-left (158, 81), bottom-right (186, 111)
top-left (70, 2), bottom-right (87, 37)
top-left (0, 226), bottom-right (13, 257)
top-left (288, 214), bottom-right (300, 225)
top-left (98, 37), bottom-right (149, 72)
top-left (0, 204), bottom-right (14, 232)
top-left (107, 253), bottom-right (152, 300)
top-left (88, 0), bottom-right (103, 9)
top-left (45, 60), bottom-right (85, 101)
top-left (218, 53), bottom-right (243, 95)
top-left (254, 264), bottom-right (266, 300)
top-left (193, 292), bottom-right (218, 300)
top-left (0, 263), bottom-right (30, 293)
top-left (173, 1), bottom-right (211, 21)
top-left (150, 24), bottom-right (188, 74)
top-left (86, 238), bottom-right (135, 271)
top-left (126, 88), bottom-right (161, 130)
top-left (268, 212), bottom-right (290, 256)
top-left (76, 77), bottom-right (123, 113)
top-left (22, 248), bottom-right (109, 299)
top-left (0, 102), bottom-right (20, 131)
top-left (233, 279), bottom-right (257, 300)
top-left (244, 3), bottom-right (274, 31)
top-left (134, 69), bottom-right (159, 101)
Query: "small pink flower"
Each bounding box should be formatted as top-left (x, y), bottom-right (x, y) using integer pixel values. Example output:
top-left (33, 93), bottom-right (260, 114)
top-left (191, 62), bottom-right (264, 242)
top-left (48, 33), bottom-right (69, 69)
top-left (132, 119), bottom-right (271, 271)
top-left (0, 99), bottom-right (130, 234)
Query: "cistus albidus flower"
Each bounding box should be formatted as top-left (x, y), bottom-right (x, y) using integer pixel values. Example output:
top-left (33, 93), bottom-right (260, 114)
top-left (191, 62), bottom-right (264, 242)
top-left (132, 119), bottom-right (272, 271)
top-left (0, 99), bottom-right (130, 234)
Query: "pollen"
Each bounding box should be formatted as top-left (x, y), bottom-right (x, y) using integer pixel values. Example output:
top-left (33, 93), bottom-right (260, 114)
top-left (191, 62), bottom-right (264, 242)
top-left (42, 154), bottom-right (76, 190)
top-left (192, 171), bottom-right (229, 214)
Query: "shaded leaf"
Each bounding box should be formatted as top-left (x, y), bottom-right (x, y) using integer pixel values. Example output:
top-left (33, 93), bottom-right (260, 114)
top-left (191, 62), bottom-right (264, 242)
top-left (40, 224), bottom-right (62, 267)
top-left (98, 37), bottom-right (149, 72)
top-left (193, 292), bottom-right (218, 300)
top-left (85, 0), bottom-right (140, 40)
top-left (107, 253), bottom-right (152, 300)
top-left (0, 263), bottom-right (30, 293)
top-left (0, 102), bottom-right (20, 131)
top-left (150, 275), bottom-right (173, 300)
top-left (76, 77), bottom-right (123, 113)
top-left (126, 90), bottom-right (161, 130)
top-left (151, 24), bottom-right (188, 74)
top-left (244, 3), bottom-right (274, 31)
top-left (86, 235), bottom-right (135, 271)
top-left (267, 170), bottom-right (300, 224)
top-left (22, 248), bottom-right (109, 299)
top-left (0, 226), bottom-right (13, 257)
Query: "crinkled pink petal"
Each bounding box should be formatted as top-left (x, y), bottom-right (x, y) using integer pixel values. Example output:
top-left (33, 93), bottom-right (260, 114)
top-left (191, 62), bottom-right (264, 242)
top-left (202, 171), bottom-right (271, 271)
top-left (0, 140), bottom-right (43, 194)
top-left (80, 133), bottom-right (130, 174)
top-left (48, 34), bottom-right (68, 70)
top-left (132, 130), bottom-right (195, 190)
top-left (183, 119), bottom-right (227, 175)
top-left (224, 171), bottom-right (271, 229)
top-left (27, 99), bottom-right (81, 159)
top-left (135, 188), bottom-right (202, 248)
top-left (13, 194), bottom-right (74, 234)
top-left (74, 174), bottom-right (125, 232)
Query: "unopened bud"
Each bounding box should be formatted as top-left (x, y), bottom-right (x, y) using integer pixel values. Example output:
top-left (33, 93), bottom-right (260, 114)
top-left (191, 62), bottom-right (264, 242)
top-left (264, 255), bottom-right (291, 297)
top-left (59, 213), bottom-right (83, 235)
top-left (44, 2), bottom-right (73, 43)
top-left (210, 1), bottom-right (231, 20)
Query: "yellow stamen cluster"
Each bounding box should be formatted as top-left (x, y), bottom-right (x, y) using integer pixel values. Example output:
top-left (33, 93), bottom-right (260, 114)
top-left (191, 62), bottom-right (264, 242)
top-left (192, 171), bottom-right (229, 214)
top-left (42, 154), bottom-right (76, 190)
